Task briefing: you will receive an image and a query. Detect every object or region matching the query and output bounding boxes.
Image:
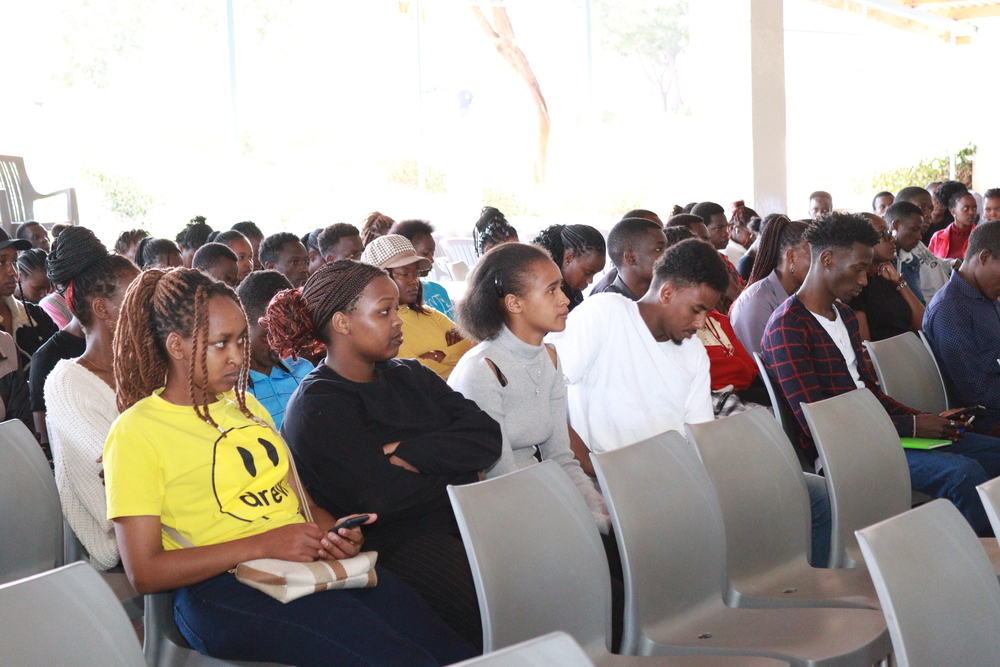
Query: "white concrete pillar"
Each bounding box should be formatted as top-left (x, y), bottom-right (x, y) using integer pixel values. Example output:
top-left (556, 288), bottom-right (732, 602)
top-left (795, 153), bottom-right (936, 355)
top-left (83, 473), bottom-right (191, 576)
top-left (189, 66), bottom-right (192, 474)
top-left (688, 0), bottom-right (788, 215)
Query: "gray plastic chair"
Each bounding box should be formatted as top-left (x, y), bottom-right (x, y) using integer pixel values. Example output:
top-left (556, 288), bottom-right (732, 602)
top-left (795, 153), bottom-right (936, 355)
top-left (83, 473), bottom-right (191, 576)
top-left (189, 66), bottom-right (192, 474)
top-left (0, 154), bottom-right (78, 231)
top-left (592, 432), bottom-right (891, 665)
top-left (0, 418), bottom-right (64, 584)
top-left (856, 499), bottom-right (1000, 667)
top-left (448, 462), bottom-right (789, 667)
top-left (753, 352), bottom-right (815, 473)
top-left (0, 562), bottom-right (145, 666)
top-left (918, 330), bottom-right (951, 409)
top-left (863, 332), bottom-right (948, 414)
top-left (453, 632), bottom-right (596, 666)
top-left (685, 408), bottom-right (878, 610)
top-left (973, 477), bottom-right (1000, 579)
top-left (800, 389), bottom-right (912, 569)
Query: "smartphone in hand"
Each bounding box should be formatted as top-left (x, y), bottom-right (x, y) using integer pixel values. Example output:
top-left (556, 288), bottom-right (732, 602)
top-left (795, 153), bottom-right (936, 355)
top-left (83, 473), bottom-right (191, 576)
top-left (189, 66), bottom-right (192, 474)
top-left (331, 514), bottom-right (370, 533)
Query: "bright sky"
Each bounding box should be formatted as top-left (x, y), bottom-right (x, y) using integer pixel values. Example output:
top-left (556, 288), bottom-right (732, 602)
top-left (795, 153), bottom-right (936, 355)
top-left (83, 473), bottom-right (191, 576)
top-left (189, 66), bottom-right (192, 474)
top-left (1, 0), bottom-right (997, 244)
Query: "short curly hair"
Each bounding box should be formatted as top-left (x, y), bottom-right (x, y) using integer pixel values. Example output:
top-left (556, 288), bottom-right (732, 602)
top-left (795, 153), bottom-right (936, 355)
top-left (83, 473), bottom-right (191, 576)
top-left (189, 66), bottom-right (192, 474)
top-left (650, 238), bottom-right (729, 293)
top-left (803, 212), bottom-right (879, 255)
top-left (259, 232), bottom-right (303, 266)
top-left (317, 223), bottom-right (361, 258)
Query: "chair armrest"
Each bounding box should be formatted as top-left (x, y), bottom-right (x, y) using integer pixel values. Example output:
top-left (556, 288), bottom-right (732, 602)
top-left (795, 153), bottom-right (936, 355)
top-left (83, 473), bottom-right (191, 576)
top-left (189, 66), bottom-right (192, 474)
top-left (34, 188), bottom-right (78, 224)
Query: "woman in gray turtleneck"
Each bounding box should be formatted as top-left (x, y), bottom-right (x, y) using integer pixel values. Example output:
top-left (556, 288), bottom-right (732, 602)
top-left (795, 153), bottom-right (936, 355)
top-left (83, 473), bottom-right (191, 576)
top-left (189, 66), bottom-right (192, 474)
top-left (448, 243), bottom-right (610, 533)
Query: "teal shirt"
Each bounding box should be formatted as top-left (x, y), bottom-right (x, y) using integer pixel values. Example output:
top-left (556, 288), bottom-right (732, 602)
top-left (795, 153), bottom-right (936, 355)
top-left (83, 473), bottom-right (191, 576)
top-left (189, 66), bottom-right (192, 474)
top-left (247, 357), bottom-right (314, 430)
top-left (423, 280), bottom-right (454, 320)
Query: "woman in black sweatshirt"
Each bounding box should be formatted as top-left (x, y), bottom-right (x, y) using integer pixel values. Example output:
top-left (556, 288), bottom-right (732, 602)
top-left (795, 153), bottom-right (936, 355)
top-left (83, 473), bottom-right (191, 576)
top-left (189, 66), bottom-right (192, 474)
top-left (268, 260), bottom-right (501, 651)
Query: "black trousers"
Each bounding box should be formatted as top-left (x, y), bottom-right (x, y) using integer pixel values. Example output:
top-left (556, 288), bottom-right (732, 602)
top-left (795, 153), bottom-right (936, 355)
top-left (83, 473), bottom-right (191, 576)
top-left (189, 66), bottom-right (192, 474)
top-left (380, 533), bottom-right (484, 653)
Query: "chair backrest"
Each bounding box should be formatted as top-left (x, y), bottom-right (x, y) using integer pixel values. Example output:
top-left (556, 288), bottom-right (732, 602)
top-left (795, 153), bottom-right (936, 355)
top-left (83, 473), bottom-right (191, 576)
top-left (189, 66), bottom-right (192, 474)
top-left (441, 237), bottom-right (479, 269)
top-left (0, 562), bottom-right (146, 666)
top-left (591, 431), bottom-right (727, 656)
top-left (918, 330), bottom-right (951, 410)
top-left (452, 632), bottom-right (595, 667)
top-left (449, 260), bottom-right (470, 282)
top-left (0, 419), bottom-right (64, 584)
top-left (686, 408), bottom-right (813, 586)
top-left (752, 352), bottom-right (815, 474)
top-left (0, 156), bottom-right (32, 222)
top-left (448, 461), bottom-right (612, 657)
top-left (864, 332), bottom-right (948, 414)
top-left (801, 388), bottom-right (911, 568)
top-left (976, 477), bottom-right (1000, 539)
top-left (856, 499), bottom-right (1000, 667)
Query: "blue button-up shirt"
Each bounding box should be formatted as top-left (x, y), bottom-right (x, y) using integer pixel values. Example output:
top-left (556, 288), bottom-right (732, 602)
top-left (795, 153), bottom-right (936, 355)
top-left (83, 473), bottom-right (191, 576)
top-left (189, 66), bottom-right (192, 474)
top-left (923, 271), bottom-right (1000, 434)
top-left (247, 357), bottom-right (314, 430)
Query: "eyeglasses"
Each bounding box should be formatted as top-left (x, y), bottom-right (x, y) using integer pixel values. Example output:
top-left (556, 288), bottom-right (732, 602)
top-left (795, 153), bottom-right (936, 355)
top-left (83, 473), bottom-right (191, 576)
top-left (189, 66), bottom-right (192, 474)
top-left (879, 229), bottom-right (894, 243)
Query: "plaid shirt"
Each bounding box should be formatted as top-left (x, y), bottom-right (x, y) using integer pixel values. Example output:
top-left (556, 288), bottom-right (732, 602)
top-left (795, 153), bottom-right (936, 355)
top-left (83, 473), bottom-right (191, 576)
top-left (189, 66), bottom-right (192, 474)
top-left (760, 295), bottom-right (918, 459)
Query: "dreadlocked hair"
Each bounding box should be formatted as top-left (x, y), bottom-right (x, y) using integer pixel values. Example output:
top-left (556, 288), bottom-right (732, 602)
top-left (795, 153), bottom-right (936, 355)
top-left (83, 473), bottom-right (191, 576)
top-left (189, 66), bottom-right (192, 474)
top-left (360, 212), bottom-right (395, 247)
top-left (47, 226), bottom-right (138, 327)
top-left (263, 260), bottom-right (386, 361)
top-left (746, 215), bottom-right (805, 287)
top-left (114, 267), bottom-right (253, 433)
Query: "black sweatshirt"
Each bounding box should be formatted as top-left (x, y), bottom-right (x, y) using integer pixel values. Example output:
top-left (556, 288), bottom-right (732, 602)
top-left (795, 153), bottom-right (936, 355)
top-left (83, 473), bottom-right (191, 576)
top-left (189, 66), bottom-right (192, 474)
top-left (281, 359), bottom-right (502, 553)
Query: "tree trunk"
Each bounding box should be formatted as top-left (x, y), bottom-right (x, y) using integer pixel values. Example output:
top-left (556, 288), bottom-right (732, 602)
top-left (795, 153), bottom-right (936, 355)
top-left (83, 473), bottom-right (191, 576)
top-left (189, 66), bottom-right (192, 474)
top-left (471, 6), bottom-right (550, 188)
top-left (665, 53), bottom-right (682, 113)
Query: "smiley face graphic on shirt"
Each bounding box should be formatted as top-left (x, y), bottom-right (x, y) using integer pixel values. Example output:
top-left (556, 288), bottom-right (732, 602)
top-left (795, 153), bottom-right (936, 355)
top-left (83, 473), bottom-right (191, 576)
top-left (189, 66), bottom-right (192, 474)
top-left (211, 423), bottom-right (297, 522)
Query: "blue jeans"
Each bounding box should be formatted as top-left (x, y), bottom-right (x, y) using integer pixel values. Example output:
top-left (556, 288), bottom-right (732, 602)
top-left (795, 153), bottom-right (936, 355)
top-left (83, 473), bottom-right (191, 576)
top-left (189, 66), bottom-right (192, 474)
top-left (805, 473), bottom-right (832, 568)
top-left (906, 432), bottom-right (1000, 537)
top-left (174, 566), bottom-right (477, 667)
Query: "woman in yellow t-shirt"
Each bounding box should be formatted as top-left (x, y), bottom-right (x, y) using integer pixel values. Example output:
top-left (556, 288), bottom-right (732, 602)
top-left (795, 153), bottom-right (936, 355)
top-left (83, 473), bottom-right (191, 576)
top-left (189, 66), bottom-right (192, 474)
top-left (104, 268), bottom-right (474, 667)
top-left (360, 235), bottom-right (472, 379)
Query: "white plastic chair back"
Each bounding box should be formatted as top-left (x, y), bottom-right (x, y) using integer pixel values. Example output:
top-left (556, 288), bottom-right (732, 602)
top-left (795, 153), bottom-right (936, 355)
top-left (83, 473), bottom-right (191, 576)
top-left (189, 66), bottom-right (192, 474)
top-left (0, 562), bottom-right (145, 666)
top-left (0, 419), bottom-right (64, 583)
top-left (752, 353), bottom-right (814, 472)
top-left (801, 388), bottom-right (911, 568)
top-left (864, 332), bottom-right (948, 414)
top-left (857, 499), bottom-right (1000, 667)
top-left (440, 237), bottom-right (478, 269)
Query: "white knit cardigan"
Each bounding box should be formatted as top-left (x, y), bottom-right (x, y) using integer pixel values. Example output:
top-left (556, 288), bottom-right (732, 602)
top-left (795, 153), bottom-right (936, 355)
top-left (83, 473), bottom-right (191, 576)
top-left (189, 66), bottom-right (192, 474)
top-left (45, 359), bottom-right (120, 570)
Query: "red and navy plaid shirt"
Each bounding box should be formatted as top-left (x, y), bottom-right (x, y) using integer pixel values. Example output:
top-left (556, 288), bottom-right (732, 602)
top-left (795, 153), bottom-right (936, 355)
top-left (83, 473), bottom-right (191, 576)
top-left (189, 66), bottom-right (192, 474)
top-left (760, 295), bottom-right (918, 459)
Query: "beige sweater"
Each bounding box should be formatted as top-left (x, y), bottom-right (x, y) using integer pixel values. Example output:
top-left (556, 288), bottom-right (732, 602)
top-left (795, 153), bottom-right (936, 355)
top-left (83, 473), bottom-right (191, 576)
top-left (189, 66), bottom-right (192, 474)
top-left (45, 359), bottom-right (120, 570)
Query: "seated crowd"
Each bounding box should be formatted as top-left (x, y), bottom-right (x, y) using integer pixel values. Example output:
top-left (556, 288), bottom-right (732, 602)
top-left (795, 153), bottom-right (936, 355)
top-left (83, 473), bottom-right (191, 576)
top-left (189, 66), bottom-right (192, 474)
top-left (6, 181), bottom-right (1000, 666)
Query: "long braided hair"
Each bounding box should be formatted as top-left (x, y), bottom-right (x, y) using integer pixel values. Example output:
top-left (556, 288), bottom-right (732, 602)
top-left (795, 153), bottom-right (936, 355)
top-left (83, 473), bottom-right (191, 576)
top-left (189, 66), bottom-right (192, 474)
top-left (746, 215), bottom-right (806, 287)
top-left (113, 267), bottom-right (253, 433)
top-left (263, 260), bottom-right (386, 360)
top-left (360, 212), bottom-right (395, 247)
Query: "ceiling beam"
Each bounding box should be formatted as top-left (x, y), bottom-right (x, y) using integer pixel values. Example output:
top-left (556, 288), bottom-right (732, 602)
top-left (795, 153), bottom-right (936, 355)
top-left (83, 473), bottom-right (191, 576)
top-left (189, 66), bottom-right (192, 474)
top-left (806, 0), bottom-right (977, 43)
top-left (934, 5), bottom-right (1000, 19)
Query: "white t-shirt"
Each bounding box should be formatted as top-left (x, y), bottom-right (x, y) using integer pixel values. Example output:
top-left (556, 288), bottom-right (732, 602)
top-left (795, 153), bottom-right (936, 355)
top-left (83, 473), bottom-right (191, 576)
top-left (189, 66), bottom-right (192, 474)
top-left (548, 293), bottom-right (714, 454)
top-left (809, 306), bottom-right (865, 389)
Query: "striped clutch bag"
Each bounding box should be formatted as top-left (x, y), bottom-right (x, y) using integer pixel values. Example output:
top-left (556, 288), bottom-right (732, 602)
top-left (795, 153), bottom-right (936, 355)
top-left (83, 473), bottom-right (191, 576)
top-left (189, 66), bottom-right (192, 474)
top-left (234, 551), bottom-right (378, 604)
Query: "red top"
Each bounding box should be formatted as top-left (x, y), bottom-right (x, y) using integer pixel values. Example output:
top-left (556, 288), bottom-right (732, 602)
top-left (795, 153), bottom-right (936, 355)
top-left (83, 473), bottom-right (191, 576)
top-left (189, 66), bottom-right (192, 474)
top-left (928, 223), bottom-right (974, 260)
top-left (697, 311), bottom-right (758, 391)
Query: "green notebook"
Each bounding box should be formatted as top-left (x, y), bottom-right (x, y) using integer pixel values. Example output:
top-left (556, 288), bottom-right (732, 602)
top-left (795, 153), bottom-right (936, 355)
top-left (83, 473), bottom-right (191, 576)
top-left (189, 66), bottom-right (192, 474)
top-left (900, 437), bottom-right (951, 450)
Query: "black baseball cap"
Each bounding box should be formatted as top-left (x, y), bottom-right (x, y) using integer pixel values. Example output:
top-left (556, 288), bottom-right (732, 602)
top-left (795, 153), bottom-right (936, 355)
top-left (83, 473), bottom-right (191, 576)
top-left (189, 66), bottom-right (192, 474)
top-left (0, 228), bottom-right (31, 252)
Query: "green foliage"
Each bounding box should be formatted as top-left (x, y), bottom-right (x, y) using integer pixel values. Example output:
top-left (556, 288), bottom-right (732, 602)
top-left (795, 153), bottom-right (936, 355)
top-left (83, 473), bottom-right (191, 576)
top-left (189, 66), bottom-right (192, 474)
top-left (81, 167), bottom-right (158, 221)
top-left (379, 159), bottom-right (446, 194)
top-left (596, 0), bottom-right (688, 111)
top-left (481, 187), bottom-right (522, 215)
top-left (597, 188), bottom-right (649, 216)
top-left (54, 0), bottom-right (146, 88)
top-left (853, 144), bottom-right (976, 195)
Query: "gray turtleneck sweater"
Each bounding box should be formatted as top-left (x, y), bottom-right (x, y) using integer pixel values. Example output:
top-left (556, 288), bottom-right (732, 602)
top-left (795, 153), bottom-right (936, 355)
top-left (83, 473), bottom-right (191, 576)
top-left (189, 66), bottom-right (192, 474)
top-left (449, 325), bottom-right (609, 533)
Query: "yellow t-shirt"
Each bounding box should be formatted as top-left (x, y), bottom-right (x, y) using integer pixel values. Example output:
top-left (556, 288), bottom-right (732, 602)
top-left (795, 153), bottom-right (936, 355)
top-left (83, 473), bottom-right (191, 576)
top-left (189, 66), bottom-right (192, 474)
top-left (104, 390), bottom-right (304, 551)
top-left (396, 305), bottom-right (473, 380)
